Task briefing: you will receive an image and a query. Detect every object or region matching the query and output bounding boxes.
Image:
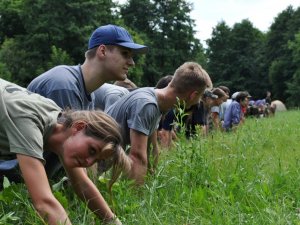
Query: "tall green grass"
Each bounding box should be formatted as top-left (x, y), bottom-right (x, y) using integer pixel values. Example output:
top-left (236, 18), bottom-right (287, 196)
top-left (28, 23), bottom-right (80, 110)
top-left (1, 110), bottom-right (300, 224)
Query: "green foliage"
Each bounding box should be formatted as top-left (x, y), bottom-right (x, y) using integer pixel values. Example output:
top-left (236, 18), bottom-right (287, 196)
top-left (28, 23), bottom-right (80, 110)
top-left (266, 6), bottom-right (300, 103)
top-left (0, 62), bottom-right (12, 81)
top-left (207, 20), bottom-right (267, 98)
top-left (121, 0), bottom-right (205, 86)
top-left (1, 1), bottom-right (300, 103)
top-left (0, 0), bottom-right (119, 86)
top-left (286, 32), bottom-right (300, 107)
top-left (0, 38), bottom-right (28, 84)
top-left (41, 46), bottom-right (74, 75)
top-left (1, 111), bottom-right (300, 224)
top-left (206, 21), bottom-right (233, 88)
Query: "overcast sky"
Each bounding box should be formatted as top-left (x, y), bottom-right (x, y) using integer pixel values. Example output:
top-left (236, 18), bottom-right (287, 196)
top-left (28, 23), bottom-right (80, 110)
top-left (191, 0), bottom-right (300, 45)
top-left (116, 0), bottom-right (300, 45)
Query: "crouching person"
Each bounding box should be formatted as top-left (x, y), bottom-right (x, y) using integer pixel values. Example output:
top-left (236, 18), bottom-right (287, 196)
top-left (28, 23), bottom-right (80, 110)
top-left (0, 78), bottom-right (129, 225)
top-left (222, 91), bottom-right (251, 132)
top-left (105, 62), bottom-right (212, 185)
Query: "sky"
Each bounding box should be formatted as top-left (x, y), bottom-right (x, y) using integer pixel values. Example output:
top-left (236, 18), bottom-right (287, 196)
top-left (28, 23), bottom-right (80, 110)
top-left (190, 0), bottom-right (300, 45)
top-left (116, 0), bottom-right (300, 45)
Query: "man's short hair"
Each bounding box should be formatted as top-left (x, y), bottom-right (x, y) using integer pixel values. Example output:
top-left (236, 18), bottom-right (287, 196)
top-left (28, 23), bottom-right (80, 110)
top-left (218, 85), bottom-right (230, 95)
top-left (236, 91), bottom-right (251, 102)
top-left (155, 75), bottom-right (173, 89)
top-left (170, 62), bottom-right (212, 94)
top-left (212, 87), bottom-right (227, 99)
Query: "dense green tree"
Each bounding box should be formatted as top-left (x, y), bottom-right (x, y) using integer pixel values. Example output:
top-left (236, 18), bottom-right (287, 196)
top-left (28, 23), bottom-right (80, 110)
top-left (229, 20), bottom-right (266, 98)
top-left (121, 0), bottom-right (205, 86)
top-left (0, 0), bottom-right (25, 44)
top-left (0, 0), bottom-right (118, 86)
top-left (265, 6), bottom-right (300, 103)
top-left (286, 32), bottom-right (300, 107)
top-left (206, 20), bottom-right (266, 98)
top-left (206, 21), bottom-right (233, 88)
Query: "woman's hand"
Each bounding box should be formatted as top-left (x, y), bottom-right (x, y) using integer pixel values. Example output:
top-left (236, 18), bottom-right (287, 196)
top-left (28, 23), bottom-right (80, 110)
top-left (17, 154), bottom-right (71, 225)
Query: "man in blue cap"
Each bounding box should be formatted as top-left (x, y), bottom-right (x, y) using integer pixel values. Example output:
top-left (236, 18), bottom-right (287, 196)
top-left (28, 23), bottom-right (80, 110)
top-left (27, 24), bottom-right (148, 178)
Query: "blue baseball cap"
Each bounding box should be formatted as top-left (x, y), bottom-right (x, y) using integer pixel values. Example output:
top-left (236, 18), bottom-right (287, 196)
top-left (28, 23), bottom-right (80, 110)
top-left (88, 24), bottom-right (148, 53)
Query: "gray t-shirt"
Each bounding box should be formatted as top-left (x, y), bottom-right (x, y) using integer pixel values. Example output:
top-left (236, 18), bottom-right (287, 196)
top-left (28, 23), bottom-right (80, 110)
top-left (0, 79), bottom-right (61, 162)
top-left (27, 65), bottom-right (94, 110)
top-left (93, 83), bottom-right (129, 111)
top-left (106, 87), bottom-right (161, 146)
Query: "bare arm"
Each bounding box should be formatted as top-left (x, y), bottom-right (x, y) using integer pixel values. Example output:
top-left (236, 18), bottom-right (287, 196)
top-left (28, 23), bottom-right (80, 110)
top-left (159, 129), bottom-right (174, 149)
top-left (149, 131), bottom-right (159, 171)
top-left (17, 154), bottom-right (71, 225)
top-left (64, 166), bottom-right (117, 224)
top-left (128, 129), bottom-right (149, 185)
top-left (211, 112), bottom-right (221, 130)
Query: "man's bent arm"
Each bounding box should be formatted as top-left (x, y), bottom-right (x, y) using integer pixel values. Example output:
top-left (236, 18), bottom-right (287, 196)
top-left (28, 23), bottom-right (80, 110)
top-left (128, 129), bottom-right (149, 185)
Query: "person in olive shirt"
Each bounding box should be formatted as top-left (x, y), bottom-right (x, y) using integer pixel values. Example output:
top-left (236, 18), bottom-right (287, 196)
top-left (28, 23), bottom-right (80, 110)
top-left (1, 78), bottom-right (130, 225)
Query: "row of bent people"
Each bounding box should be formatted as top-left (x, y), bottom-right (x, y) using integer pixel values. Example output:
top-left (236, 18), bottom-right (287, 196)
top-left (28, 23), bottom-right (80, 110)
top-left (1, 23), bottom-right (275, 225)
top-left (0, 23), bottom-right (213, 225)
top-left (158, 86), bottom-right (277, 149)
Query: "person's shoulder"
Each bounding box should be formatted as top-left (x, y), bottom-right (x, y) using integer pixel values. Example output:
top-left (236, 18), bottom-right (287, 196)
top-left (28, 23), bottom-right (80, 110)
top-left (109, 83), bottom-right (129, 93)
top-left (29, 65), bottom-right (80, 88)
top-left (45, 65), bottom-right (79, 79)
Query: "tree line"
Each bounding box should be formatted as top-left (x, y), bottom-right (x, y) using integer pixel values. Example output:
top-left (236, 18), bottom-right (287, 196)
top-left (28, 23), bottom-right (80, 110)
top-left (0, 0), bottom-right (299, 106)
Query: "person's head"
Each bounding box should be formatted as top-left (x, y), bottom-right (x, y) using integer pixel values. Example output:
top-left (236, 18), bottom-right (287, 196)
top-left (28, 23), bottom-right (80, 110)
top-left (231, 91), bottom-right (240, 100)
top-left (58, 110), bottom-right (131, 177)
top-left (169, 62), bottom-right (212, 108)
top-left (155, 75), bottom-right (173, 89)
top-left (218, 85), bottom-right (230, 96)
top-left (85, 24), bottom-right (148, 81)
top-left (236, 91), bottom-right (251, 107)
top-left (205, 88), bottom-right (228, 107)
top-left (114, 78), bottom-right (137, 89)
top-left (213, 88), bottom-right (229, 104)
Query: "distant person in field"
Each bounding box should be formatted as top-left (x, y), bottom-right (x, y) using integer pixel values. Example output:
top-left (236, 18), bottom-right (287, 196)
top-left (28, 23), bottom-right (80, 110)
top-left (210, 87), bottom-right (229, 131)
top-left (213, 85), bottom-right (230, 124)
top-left (0, 78), bottom-right (130, 225)
top-left (184, 88), bottom-right (227, 137)
top-left (265, 91), bottom-right (272, 105)
top-left (27, 24), bottom-right (147, 178)
top-left (105, 62), bottom-right (212, 184)
top-left (222, 91), bottom-right (252, 131)
top-left (93, 78), bottom-right (137, 111)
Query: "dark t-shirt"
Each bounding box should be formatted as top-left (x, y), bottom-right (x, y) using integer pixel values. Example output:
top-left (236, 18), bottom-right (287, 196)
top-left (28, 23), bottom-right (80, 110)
top-left (28, 65), bottom-right (94, 110)
top-left (106, 88), bottom-right (161, 146)
top-left (185, 101), bottom-right (208, 137)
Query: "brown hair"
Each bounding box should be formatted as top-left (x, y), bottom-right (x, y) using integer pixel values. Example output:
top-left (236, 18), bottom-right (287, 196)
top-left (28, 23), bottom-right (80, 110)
top-left (212, 88), bottom-right (227, 99)
top-left (85, 45), bottom-right (116, 59)
top-left (170, 62), bottom-right (212, 94)
top-left (218, 85), bottom-right (230, 95)
top-left (155, 75), bottom-right (173, 88)
top-left (58, 110), bottom-right (131, 189)
top-left (85, 47), bottom-right (97, 59)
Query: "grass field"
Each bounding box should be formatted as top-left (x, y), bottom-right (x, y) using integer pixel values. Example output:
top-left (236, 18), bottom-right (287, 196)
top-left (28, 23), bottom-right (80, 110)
top-left (1, 110), bottom-right (300, 224)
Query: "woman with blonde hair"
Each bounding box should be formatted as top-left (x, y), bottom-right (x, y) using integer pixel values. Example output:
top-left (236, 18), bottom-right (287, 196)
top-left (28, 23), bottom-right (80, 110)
top-left (0, 78), bottom-right (129, 225)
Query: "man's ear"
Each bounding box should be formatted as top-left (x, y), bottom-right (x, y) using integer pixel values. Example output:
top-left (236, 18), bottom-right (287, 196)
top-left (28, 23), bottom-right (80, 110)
top-left (97, 44), bottom-right (107, 57)
top-left (190, 90), bottom-right (199, 101)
